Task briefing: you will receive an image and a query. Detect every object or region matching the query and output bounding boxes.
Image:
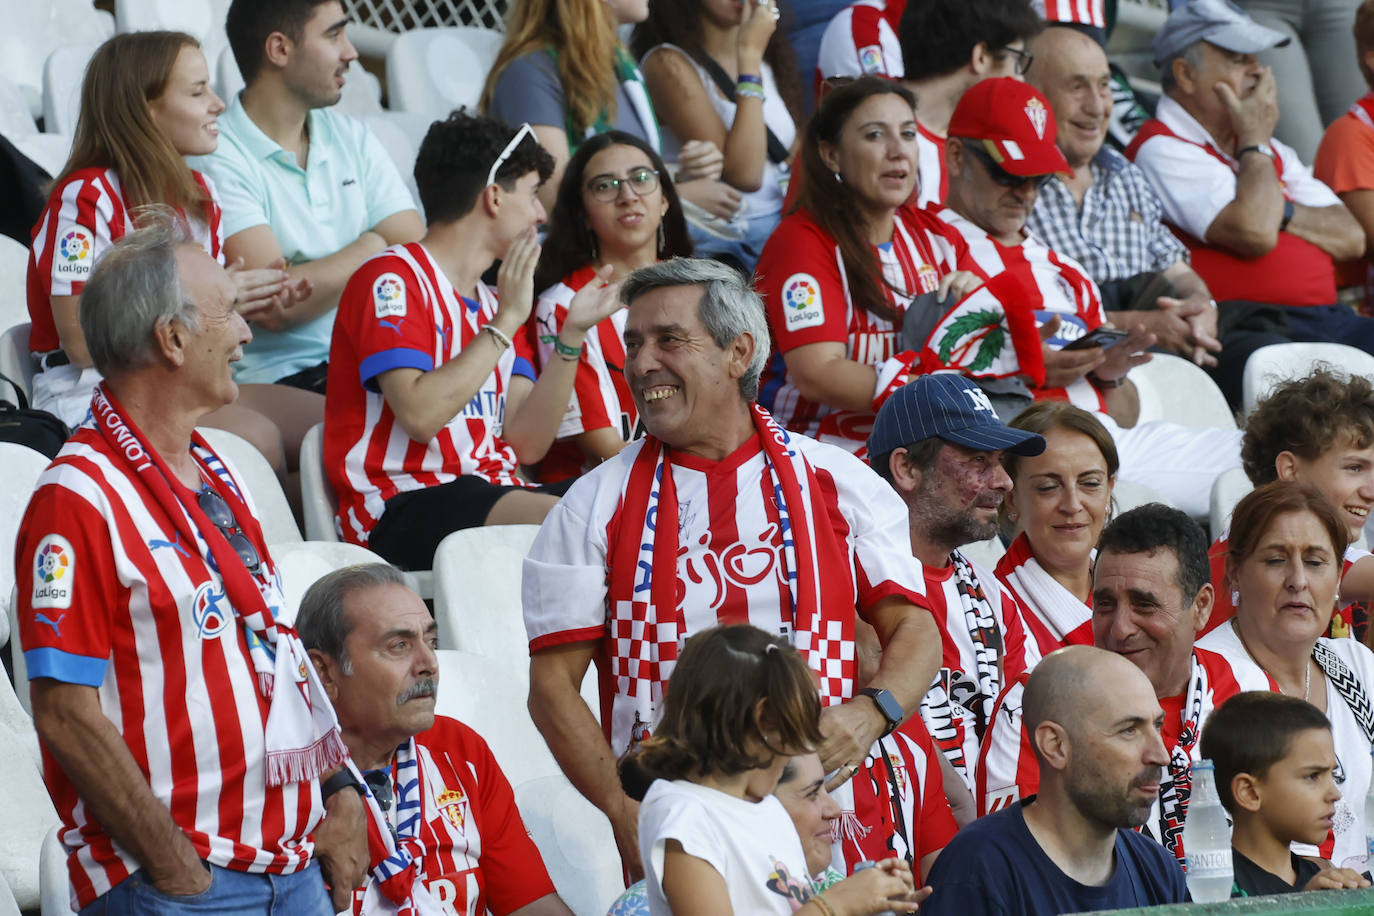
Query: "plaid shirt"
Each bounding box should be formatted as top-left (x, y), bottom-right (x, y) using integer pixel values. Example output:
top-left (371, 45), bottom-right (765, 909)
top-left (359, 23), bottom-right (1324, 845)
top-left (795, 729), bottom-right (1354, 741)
top-left (1027, 146), bottom-right (1187, 284)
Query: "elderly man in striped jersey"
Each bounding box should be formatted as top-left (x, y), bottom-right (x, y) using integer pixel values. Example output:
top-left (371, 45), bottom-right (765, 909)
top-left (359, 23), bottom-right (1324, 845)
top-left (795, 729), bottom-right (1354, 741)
top-left (17, 208), bottom-right (366, 914)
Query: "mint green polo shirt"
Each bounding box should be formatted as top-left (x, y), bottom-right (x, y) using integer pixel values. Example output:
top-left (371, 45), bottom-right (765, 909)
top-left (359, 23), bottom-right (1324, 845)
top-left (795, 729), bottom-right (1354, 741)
top-left (190, 94), bottom-right (418, 384)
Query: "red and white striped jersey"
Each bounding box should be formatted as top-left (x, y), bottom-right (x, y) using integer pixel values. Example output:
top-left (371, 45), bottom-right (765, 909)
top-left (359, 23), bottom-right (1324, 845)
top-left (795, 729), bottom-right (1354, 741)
top-left (325, 243), bottom-right (535, 545)
top-left (351, 717), bottom-right (555, 916)
top-left (814, 0), bottom-right (906, 97)
top-left (975, 648), bottom-right (1241, 865)
top-left (757, 205), bottom-right (969, 456)
top-left (530, 266), bottom-right (640, 483)
top-left (15, 428), bottom-right (321, 910)
top-left (844, 713), bottom-right (957, 875)
top-left (918, 550), bottom-right (1031, 793)
top-left (1196, 625), bottom-right (1374, 868)
top-left (916, 123), bottom-right (947, 209)
top-left (1034, 0), bottom-right (1106, 27)
top-left (1204, 531), bottom-right (1370, 639)
top-left (27, 167), bottom-right (224, 353)
top-left (523, 433), bottom-right (926, 755)
top-left (935, 207), bottom-right (1108, 412)
top-left (995, 533), bottom-right (1093, 658)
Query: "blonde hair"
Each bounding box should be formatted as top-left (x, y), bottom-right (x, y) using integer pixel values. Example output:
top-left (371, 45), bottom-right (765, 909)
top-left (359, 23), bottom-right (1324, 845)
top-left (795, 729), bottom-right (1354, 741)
top-left (56, 31), bottom-right (210, 217)
top-left (479, 0), bottom-right (620, 137)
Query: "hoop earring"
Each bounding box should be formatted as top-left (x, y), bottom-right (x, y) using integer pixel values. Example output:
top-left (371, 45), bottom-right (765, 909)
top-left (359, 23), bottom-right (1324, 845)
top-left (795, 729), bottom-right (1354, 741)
top-left (833, 171), bottom-right (843, 183)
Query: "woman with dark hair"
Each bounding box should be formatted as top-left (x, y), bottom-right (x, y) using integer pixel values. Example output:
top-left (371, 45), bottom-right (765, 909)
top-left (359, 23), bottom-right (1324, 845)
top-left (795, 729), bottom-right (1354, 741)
top-left (755, 75), bottom-right (980, 457)
top-left (632, 0), bottom-right (804, 270)
top-left (27, 31), bottom-right (312, 474)
top-left (530, 131), bottom-right (692, 481)
top-left (1197, 480), bottom-right (1374, 870)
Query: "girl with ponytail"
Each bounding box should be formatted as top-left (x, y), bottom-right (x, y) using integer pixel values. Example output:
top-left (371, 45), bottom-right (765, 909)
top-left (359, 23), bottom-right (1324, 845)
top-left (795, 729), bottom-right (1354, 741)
top-left (626, 624), bottom-right (925, 915)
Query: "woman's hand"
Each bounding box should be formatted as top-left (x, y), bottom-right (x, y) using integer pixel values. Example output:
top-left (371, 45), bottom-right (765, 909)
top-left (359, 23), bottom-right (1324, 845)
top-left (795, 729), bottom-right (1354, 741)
top-left (936, 270), bottom-right (982, 304)
top-left (678, 179), bottom-right (744, 221)
top-left (677, 140), bottom-right (724, 182)
top-left (494, 228), bottom-right (542, 330)
top-left (229, 257), bottom-right (312, 331)
top-left (737, 0), bottom-right (778, 65)
top-left (563, 265), bottom-right (624, 336)
top-left (817, 859), bottom-right (931, 915)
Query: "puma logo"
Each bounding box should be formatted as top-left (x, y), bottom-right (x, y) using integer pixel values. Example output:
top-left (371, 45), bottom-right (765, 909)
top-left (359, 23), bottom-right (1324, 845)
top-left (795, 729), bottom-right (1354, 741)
top-left (149, 534), bottom-right (191, 558)
top-left (34, 611), bottom-right (65, 636)
top-left (379, 318), bottom-right (405, 334)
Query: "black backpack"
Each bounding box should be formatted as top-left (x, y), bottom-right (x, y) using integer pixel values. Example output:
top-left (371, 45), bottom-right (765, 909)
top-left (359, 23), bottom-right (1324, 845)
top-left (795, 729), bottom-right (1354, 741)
top-left (0, 370), bottom-right (70, 458)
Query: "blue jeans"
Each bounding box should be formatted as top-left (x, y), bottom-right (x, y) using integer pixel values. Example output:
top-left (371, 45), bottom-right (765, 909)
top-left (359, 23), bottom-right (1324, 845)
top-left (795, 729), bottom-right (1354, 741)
top-left (79, 862), bottom-right (334, 916)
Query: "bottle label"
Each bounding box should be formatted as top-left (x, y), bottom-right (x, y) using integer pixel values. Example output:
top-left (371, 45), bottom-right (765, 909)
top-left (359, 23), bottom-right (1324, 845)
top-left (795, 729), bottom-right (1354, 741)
top-left (1186, 850), bottom-right (1232, 872)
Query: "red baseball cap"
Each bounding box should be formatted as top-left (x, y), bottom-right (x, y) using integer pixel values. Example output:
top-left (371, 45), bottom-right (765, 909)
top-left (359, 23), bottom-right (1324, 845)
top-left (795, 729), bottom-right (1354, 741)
top-left (947, 78), bottom-right (1071, 178)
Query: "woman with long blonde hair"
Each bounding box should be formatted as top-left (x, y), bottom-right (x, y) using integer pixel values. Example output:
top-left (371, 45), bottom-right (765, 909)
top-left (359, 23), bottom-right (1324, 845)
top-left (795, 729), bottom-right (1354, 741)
top-left (27, 30), bottom-right (312, 475)
top-left (481, 0), bottom-right (737, 220)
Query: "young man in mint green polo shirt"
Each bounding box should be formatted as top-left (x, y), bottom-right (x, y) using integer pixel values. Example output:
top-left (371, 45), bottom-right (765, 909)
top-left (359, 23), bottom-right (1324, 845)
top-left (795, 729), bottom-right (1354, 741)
top-left (192, 0), bottom-right (424, 396)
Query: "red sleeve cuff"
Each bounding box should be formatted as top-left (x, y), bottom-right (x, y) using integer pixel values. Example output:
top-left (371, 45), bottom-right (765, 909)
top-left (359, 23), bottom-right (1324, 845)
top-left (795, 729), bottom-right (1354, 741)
top-left (528, 626), bottom-right (605, 654)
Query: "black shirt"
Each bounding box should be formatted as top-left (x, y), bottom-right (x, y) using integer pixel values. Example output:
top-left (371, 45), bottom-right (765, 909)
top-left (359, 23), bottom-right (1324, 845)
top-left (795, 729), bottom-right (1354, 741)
top-left (1230, 847), bottom-right (1322, 897)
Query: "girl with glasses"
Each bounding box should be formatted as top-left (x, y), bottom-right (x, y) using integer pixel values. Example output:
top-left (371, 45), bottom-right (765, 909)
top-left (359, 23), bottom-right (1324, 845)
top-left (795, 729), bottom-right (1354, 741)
top-left (529, 131), bottom-right (692, 481)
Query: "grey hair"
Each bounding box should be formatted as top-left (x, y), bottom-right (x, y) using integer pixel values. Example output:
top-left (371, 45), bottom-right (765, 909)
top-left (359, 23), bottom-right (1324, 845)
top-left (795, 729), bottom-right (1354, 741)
top-left (620, 257), bottom-right (771, 401)
top-left (80, 204), bottom-right (202, 377)
top-left (296, 563), bottom-right (409, 675)
top-left (1159, 40), bottom-right (1208, 95)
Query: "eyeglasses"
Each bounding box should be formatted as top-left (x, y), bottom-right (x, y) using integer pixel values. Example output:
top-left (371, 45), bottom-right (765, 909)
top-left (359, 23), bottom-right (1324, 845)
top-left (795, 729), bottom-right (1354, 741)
top-left (962, 142), bottom-right (1054, 191)
top-left (999, 45), bottom-right (1034, 76)
top-left (198, 485), bottom-right (262, 576)
top-left (486, 122), bottom-right (535, 187)
top-left (586, 167), bottom-right (660, 202)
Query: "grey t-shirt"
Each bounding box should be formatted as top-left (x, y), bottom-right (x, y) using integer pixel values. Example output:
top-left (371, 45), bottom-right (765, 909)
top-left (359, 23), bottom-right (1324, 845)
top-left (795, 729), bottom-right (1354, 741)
top-left (488, 50), bottom-right (654, 147)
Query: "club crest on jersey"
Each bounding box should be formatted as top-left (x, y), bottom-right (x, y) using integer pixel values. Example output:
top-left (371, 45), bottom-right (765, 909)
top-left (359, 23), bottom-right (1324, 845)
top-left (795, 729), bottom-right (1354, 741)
top-left (781, 273), bottom-right (824, 331)
top-left (53, 225), bottom-right (94, 281)
top-left (32, 534), bottom-right (75, 609)
top-left (191, 581), bottom-right (232, 639)
top-left (373, 273), bottom-right (407, 318)
top-left (887, 752), bottom-right (908, 795)
top-left (437, 786), bottom-right (469, 831)
top-left (917, 263), bottom-right (939, 293)
top-left (1024, 98), bottom-right (1048, 140)
top-left (858, 44), bottom-right (885, 75)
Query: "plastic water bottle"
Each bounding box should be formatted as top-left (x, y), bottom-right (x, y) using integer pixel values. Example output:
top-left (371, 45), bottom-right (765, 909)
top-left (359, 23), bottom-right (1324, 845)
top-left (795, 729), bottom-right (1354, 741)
top-left (1182, 759), bottom-right (1233, 902)
top-left (852, 861), bottom-right (895, 916)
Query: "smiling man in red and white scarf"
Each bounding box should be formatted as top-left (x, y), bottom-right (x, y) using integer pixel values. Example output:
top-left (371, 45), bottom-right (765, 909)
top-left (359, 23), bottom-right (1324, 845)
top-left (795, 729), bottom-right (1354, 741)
top-left (522, 257), bottom-right (939, 879)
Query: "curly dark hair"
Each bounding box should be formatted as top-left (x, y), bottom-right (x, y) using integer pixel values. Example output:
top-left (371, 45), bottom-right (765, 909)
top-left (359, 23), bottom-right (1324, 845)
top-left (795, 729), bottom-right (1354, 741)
top-left (898, 0), bottom-right (1043, 82)
top-left (534, 131), bottom-right (693, 293)
top-left (1240, 368), bottom-right (1374, 486)
top-left (413, 109), bottom-right (555, 224)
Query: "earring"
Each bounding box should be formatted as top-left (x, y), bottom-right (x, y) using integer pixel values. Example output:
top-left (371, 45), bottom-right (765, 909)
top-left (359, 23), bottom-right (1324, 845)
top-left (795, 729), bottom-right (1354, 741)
top-left (589, 233), bottom-right (599, 264)
top-left (833, 171), bottom-right (843, 183)
top-left (657, 221), bottom-right (665, 257)
top-left (1231, 590), bottom-right (1240, 606)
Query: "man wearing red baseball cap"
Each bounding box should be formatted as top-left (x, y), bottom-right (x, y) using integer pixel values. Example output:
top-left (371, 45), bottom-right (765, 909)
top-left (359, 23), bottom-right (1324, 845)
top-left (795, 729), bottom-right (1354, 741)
top-left (929, 77), bottom-right (1244, 520)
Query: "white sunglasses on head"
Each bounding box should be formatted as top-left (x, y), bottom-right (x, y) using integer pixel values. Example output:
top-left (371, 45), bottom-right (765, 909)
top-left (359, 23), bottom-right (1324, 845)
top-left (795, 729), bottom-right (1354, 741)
top-left (486, 122), bottom-right (535, 187)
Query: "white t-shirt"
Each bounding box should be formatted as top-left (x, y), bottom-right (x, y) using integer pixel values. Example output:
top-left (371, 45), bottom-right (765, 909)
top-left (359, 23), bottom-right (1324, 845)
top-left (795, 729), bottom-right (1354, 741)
top-left (639, 779), bottom-right (815, 915)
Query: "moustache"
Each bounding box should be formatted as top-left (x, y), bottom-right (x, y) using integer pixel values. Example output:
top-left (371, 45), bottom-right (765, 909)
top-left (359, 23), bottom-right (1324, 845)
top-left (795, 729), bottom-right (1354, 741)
top-left (397, 677), bottom-right (437, 705)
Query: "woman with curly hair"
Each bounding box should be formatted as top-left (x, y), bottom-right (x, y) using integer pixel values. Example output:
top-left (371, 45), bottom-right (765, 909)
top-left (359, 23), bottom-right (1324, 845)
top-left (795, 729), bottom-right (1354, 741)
top-left (1205, 367), bottom-right (1374, 641)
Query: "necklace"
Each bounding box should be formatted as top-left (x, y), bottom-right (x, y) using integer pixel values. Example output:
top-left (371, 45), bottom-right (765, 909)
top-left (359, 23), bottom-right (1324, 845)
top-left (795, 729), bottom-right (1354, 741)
top-left (1232, 620), bottom-right (1311, 701)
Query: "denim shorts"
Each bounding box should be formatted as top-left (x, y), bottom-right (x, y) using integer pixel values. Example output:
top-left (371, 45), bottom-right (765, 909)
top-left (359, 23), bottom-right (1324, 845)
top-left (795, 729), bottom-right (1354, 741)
top-left (78, 861), bottom-right (334, 916)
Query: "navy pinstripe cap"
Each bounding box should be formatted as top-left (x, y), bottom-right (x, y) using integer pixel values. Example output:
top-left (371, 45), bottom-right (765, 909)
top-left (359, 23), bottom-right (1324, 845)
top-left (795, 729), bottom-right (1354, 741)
top-left (867, 374), bottom-right (1046, 461)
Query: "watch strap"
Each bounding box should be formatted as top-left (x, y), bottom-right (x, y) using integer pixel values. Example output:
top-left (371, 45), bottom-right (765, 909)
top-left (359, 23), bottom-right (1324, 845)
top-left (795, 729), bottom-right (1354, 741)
top-left (321, 768), bottom-right (365, 801)
top-left (859, 687), bottom-right (903, 737)
top-left (1279, 197), bottom-right (1295, 232)
top-left (1236, 144), bottom-right (1273, 160)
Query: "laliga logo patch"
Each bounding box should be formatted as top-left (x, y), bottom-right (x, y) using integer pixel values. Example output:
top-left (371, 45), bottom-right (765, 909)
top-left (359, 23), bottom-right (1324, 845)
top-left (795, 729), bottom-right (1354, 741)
top-left (190, 581), bottom-right (232, 639)
top-left (373, 272), bottom-right (407, 318)
top-left (53, 225), bottom-right (94, 280)
top-left (858, 44), bottom-right (885, 75)
top-left (1024, 97), bottom-right (1048, 140)
top-left (32, 534), bottom-right (75, 610)
top-left (781, 273), bottom-right (824, 331)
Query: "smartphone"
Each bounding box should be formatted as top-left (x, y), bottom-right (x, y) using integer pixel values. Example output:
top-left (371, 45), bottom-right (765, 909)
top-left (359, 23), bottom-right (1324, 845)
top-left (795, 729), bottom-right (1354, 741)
top-left (1061, 326), bottom-right (1129, 351)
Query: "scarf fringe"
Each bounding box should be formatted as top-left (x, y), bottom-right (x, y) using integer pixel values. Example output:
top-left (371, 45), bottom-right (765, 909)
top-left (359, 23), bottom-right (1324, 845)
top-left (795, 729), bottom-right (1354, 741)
top-left (266, 731), bottom-right (348, 787)
top-left (838, 810), bottom-right (871, 844)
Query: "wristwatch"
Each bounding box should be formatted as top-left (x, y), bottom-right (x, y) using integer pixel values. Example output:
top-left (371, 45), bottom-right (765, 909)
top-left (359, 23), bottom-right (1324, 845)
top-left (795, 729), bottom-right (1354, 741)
top-left (321, 768), bottom-right (365, 802)
top-left (858, 687), bottom-right (904, 737)
top-left (1236, 143), bottom-right (1275, 161)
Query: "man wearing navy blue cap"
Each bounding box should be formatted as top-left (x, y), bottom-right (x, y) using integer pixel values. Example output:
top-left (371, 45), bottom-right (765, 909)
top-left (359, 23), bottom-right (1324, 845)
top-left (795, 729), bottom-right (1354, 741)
top-left (866, 373), bottom-right (1044, 813)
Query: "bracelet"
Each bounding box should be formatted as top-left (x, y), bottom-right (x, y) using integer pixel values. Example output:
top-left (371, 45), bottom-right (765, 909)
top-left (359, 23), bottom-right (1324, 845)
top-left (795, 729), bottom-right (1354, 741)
top-left (1280, 198), bottom-right (1294, 233)
top-left (552, 335), bottom-right (583, 361)
top-left (737, 73), bottom-right (763, 86)
top-left (320, 769), bottom-right (365, 802)
top-left (1087, 371), bottom-right (1124, 389)
top-left (736, 82), bottom-right (765, 101)
top-left (811, 893), bottom-right (838, 916)
top-left (483, 323), bottom-right (512, 352)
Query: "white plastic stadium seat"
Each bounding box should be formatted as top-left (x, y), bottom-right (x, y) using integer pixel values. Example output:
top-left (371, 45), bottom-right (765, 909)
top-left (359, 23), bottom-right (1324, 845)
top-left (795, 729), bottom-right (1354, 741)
top-left (385, 27), bottom-right (505, 121)
top-left (40, 42), bottom-right (101, 137)
top-left (0, 442), bottom-right (51, 657)
top-left (0, 236), bottom-right (33, 334)
top-left (1209, 466), bottom-right (1252, 541)
top-left (0, 690), bottom-right (59, 911)
top-left (39, 824), bottom-right (71, 916)
top-left (216, 45), bottom-right (244, 102)
top-left (432, 524), bottom-right (540, 659)
top-left (0, 324), bottom-right (33, 404)
top-left (1242, 342), bottom-right (1374, 417)
top-left (360, 111), bottom-right (428, 213)
top-left (268, 540), bottom-right (390, 621)
top-left (196, 427), bottom-right (303, 546)
top-left (1112, 477), bottom-right (1174, 515)
top-left (299, 423), bottom-right (337, 542)
top-left (0, 1), bottom-right (110, 120)
top-left (514, 775), bottom-right (624, 916)
top-left (1131, 352), bottom-right (1236, 430)
top-left (0, 74), bottom-right (36, 140)
top-left (338, 60), bottom-right (383, 118)
top-left (0, 874), bottom-right (21, 916)
top-left (114, 0), bottom-right (225, 68)
top-left (13, 133), bottom-right (74, 179)
top-left (959, 535), bottom-right (1006, 572)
